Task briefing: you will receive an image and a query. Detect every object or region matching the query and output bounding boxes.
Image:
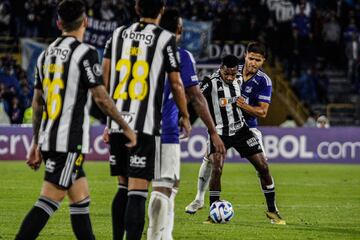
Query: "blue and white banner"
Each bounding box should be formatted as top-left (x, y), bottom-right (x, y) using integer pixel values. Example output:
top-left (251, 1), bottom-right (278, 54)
top-left (20, 38), bottom-right (47, 85)
top-left (181, 19), bottom-right (212, 61)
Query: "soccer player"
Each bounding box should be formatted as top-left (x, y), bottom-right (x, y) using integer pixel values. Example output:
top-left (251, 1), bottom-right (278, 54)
top-left (185, 51), bottom-right (286, 225)
top-left (102, 1), bottom-right (191, 239)
top-left (144, 8), bottom-right (225, 240)
top-left (15, 1), bottom-right (136, 240)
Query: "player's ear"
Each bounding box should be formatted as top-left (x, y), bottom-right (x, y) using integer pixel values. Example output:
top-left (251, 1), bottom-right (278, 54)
top-left (56, 20), bottom-right (63, 31)
top-left (83, 16), bottom-right (88, 28)
top-left (160, 6), bottom-right (165, 16)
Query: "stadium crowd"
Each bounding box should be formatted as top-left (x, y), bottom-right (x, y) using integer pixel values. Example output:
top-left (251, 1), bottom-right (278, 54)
top-left (1, 0), bottom-right (360, 124)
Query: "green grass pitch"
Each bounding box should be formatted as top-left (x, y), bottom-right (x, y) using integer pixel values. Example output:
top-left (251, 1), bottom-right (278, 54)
top-left (0, 161), bottom-right (359, 240)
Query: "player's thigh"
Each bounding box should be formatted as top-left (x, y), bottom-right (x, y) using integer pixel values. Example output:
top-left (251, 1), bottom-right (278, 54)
top-left (127, 133), bottom-right (160, 189)
top-left (207, 134), bottom-right (232, 156)
top-left (40, 181), bottom-right (67, 202)
top-left (67, 177), bottom-right (89, 204)
top-left (249, 128), bottom-right (266, 158)
top-left (109, 132), bottom-right (130, 177)
top-left (41, 151), bottom-right (85, 190)
top-left (152, 143), bottom-right (180, 189)
top-left (232, 128), bottom-right (263, 159)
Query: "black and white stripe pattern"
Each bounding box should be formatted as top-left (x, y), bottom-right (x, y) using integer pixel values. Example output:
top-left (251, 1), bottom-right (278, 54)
top-left (36, 36), bottom-right (102, 153)
top-left (70, 197), bottom-right (90, 215)
top-left (128, 190), bottom-right (148, 199)
top-left (59, 152), bottom-right (77, 188)
top-left (106, 22), bottom-right (178, 136)
top-left (201, 70), bottom-right (245, 136)
top-left (34, 196), bottom-right (60, 216)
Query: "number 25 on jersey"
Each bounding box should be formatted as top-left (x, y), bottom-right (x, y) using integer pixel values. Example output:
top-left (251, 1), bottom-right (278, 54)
top-left (113, 59), bottom-right (149, 101)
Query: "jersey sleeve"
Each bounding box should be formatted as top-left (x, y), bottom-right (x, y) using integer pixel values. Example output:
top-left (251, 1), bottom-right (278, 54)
top-left (163, 36), bottom-right (180, 73)
top-left (257, 77), bottom-right (272, 103)
top-left (199, 76), bottom-right (212, 97)
top-left (103, 37), bottom-right (112, 59)
top-left (180, 49), bottom-right (199, 89)
top-left (79, 48), bottom-right (104, 88)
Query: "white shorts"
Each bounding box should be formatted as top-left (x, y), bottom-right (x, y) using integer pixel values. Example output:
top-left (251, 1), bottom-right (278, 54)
top-left (249, 128), bottom-right (267, 159)
top-left (152, 143), bottom-right (180, 188)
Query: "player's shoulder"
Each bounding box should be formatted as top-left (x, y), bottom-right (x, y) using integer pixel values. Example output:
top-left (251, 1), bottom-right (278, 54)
top-left (255, 69), bottom-right (272, 86)
top-left (209, 70), bottom-right (221, 82)
top-left (179, 48), bottom-right (196, 64)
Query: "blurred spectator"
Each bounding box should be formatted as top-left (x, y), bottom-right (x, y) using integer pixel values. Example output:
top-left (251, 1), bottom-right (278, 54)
top-left (303, 110), bottom-right (317, 127)
top-left (0, 0), bottom-right (11, 36)
top-left (345, 32), bottom-right (360, 86)
top-left (292, 67), bottom-right (318, 105)
top-left (9, 97), bottom-right (22, 124)
top-left (322, 12), bottom-right (341, 67)
top-left (295, 0), bottom-right (312, 17)
top-left (280, 114), bottom-right (297, 127)
top-left (316, 115), bottom-right (330, 128)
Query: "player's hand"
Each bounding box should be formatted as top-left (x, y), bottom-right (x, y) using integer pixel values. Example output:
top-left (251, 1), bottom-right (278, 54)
top-left (210, 133), bottom-right (226, 159)
top-left (102, 127), bottom-right (110, 144)
top-left (26, 143), bottom-right (42, 171)
top-left (179, 116), bottom-right (192, 139)
top-left (236, 97), bottom-right (246, 108)
top-left (123, 128), bottom-right (137, 148)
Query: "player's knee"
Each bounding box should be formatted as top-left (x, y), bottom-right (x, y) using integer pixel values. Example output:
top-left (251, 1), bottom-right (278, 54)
top-left (212, 165), bottom-right (222, 177)
top-left (69, 196), bottom-right (90, 215)
top-left (257, 162), bottom-right (270, 177)
top-left (35, 196), bottom-right (61, 216)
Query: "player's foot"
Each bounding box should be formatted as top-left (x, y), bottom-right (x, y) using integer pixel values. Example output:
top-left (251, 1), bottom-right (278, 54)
top-left (185, 199), bottom-right (204, 214)
top-left (265, 211), bottom-right (286, 225)
top-left (202, 216), bottom-right (215, 224)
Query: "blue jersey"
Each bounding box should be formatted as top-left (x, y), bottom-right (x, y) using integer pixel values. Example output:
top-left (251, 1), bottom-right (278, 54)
top-left (161, 48), bottom-right (198, 143)
top-left (239, 65), bottom-right (272, 128)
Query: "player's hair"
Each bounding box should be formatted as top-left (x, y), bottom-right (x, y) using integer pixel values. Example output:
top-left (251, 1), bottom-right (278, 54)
top-left (136, 0), bottom-right (165, 19)
top-left (221, 55), bottom-right (239, 68)
top-left (246, 41), bottom-right (266, 58)
top-left (159, 8), bottom-right (180, 33)
top-left (57, 0), bottom-right (86, 32)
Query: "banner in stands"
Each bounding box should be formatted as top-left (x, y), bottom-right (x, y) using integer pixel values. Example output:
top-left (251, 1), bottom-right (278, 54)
top-left (181, 19), bottom-right (212, 60)
top-left (20, 38), bottom-right (47, 85)
top-left (1, 126), bottom-right (359, 163)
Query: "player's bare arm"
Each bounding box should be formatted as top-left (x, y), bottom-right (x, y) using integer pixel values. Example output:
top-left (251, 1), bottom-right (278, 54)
top-left (26, 89), bottom-right (44, 170)
top-left (101, 57), bottom-right (111, 144)
top-left (91, 85), bottom-right (137, 147)
top-left (168, 71), bottom-right (191, 138)
top-left (186, 85), bottom-right (226, 157)
top-left (236, 98), bottom-right (269, 118)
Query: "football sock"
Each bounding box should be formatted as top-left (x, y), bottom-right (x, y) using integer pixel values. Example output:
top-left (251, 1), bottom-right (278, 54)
top-left (70, 197), bottom-right (95, 240)
top-left (209, 191), bottom-right (221, 207)
top-left (261, 177), bottom-right (278, 212)
top-left (125, 190), bottom-right (148, 240)
top-left (162, 187), bottom-right (178, 240)
top-left (195, 157), bottom-right (212, 202)
top-left (112, 184), bottom-right (128, 240)
top-left (147, 191), bottom-right (170, 240)
top-left (15, 196), bottom-right (60, 240)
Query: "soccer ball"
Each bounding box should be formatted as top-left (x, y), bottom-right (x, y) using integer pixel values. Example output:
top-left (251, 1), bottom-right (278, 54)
top-left (209, 200), bottom-right (234, 223)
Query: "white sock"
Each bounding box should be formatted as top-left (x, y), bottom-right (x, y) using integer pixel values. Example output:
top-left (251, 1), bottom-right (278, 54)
top-left (195, 157), bottom-right (212, 202)
top-left (162, 187), bottom-right (178, 240)
top-left (147, 191), bottom-right (169, 240)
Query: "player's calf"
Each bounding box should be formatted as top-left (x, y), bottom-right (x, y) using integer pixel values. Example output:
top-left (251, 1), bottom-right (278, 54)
top-left (70, 197), bottom-right (95, 240)
top-left (15, 196), bottom-right (60, 240)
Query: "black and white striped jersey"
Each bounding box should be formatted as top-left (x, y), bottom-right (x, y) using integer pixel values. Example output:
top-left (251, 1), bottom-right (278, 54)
top-left (34, 36), bottom-right (103, 153)
top-left (200, 70), bottom-right (246, 136)
top-left (104, 22), bottom-right (180, 136)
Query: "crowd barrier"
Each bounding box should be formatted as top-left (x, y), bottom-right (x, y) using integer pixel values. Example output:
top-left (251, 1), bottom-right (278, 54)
top-left (0, 125), bottom-right (359, 163)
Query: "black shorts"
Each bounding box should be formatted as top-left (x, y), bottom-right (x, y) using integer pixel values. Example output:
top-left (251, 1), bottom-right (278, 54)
top-left (109, 132), bottom-right (160, 181)
top-left (41, 151), bottom-right (86, 190)
top-left (208, 127), bottom-right (263, 158)
top-left (109, 132), bottom-right (130, 176)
